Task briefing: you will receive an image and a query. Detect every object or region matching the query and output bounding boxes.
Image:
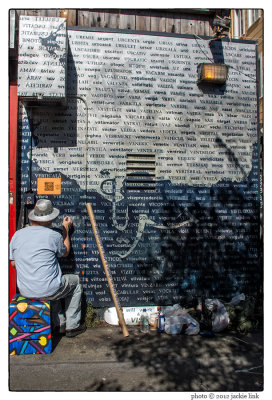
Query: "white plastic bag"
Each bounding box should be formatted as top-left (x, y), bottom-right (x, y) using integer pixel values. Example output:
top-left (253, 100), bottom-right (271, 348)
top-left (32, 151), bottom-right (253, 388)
top-left (164, 304), bottom-right (199, 335)
top-left (164, 304), bottom-right (183, 334)
top-left (179, 313), bottom-right (200, 335)
top-left (165, 315), bottom-right (183, 334)
top-left (164, 304), bottom-right (184, 317)
top-left (205, 298), bottom-right (230, 332)
top-left (227, 293), bottom-right (245, 306)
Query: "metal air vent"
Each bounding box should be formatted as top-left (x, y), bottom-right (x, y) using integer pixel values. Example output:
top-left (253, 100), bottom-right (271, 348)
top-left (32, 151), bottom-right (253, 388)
top-left (126, 154), bottom-right (156, 191)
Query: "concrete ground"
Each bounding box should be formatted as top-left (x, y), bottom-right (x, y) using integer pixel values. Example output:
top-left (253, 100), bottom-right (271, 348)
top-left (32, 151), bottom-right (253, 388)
top-left (9, 325), bottom-right (264, 392)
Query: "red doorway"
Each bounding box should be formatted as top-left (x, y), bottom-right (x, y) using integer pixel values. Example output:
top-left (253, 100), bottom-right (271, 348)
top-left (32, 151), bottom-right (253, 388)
top-left (9, 82), bottom-right (18, 302)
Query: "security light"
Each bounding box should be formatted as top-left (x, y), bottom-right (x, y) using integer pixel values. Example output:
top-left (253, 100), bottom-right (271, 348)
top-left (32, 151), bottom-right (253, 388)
top-left (197, 63), bottom-right (229, 84)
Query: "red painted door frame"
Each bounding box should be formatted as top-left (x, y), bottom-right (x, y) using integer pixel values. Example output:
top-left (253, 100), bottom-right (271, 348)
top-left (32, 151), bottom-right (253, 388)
top-left (9, 82), bottom-right (18, 302)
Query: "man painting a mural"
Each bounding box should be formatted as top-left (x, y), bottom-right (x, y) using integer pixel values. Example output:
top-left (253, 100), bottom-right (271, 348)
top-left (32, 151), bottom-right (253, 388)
top-left (9, 199), bottom-right (86, 338)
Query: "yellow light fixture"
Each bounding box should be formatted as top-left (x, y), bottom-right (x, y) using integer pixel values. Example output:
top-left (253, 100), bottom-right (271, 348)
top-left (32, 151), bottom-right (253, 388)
top-left (198, 63), bottom-right (229, 84)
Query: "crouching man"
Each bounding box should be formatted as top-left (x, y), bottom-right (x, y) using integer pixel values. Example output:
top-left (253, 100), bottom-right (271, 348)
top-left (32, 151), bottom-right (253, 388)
top-left (9, 199), bottom-right (86, 338)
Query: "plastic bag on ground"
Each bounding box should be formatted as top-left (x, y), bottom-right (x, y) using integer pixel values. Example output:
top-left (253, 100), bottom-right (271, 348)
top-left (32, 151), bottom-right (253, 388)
top-left (179, 313), bottom-right (200, 335)
top-left (164, 304), bottom-right (200, 335)
top-left (165, 315), bottom-right (183, 334)
top-left (164, 304), bottom-right (184, 335)
top-left (164, 304), bottom-right (184, 317)
top-left (227, 293), bottom-right (245, 306)
top-left (205, 298), bottom-right (230, 332)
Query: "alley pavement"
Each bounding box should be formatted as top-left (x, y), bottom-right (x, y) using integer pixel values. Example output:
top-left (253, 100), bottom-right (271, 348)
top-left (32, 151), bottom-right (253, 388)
top-left (9, 325), bottom-right (264, 392)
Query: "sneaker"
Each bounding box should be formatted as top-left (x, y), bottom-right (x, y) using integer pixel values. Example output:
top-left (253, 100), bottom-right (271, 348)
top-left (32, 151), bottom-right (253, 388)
top-left (66, 323), bottom-right (87, 338)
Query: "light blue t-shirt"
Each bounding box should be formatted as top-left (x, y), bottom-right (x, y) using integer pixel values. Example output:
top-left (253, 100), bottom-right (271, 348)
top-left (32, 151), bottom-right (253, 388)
top-left (9, 226), bottom-right (66, 298)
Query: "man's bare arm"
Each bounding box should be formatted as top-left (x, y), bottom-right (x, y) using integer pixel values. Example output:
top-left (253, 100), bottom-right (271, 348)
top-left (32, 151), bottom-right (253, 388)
top-left (62, 216), bottom-right (73, 257)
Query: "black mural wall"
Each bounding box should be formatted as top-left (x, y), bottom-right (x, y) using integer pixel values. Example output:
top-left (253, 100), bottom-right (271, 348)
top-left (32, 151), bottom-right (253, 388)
top-left (17, 21), bottom-right (261, 307)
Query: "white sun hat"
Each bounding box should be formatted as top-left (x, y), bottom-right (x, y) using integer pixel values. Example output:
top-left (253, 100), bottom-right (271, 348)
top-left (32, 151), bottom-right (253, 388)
top-left (28, 199), bottom-right (60, 222)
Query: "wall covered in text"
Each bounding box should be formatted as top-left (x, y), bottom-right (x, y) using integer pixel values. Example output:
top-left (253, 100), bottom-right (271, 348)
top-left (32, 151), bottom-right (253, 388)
top-left (18, 23), bottom-right (261, 307)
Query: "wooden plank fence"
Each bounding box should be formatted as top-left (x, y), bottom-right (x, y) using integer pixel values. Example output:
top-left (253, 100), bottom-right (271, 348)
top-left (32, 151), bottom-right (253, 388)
top-left (14, 9), bottom-right (214, 36)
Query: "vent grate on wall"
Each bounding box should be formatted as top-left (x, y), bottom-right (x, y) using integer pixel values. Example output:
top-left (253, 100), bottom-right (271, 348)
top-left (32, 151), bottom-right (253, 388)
top-left (126, 154), bottom-right (156, 191)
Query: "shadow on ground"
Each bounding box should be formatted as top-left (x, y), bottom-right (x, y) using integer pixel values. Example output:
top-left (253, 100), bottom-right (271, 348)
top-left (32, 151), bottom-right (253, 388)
top-left (86, 328), bottom-right (263, 392)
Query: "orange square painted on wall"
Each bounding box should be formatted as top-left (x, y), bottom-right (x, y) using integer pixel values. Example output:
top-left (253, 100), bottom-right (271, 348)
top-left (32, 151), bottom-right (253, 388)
top-left (37, 178), bottom-right (61, 195)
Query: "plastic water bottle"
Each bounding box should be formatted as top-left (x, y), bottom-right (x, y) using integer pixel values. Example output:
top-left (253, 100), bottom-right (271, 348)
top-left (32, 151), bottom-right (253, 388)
top-left (140, 309), bottom-right (149, 333)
